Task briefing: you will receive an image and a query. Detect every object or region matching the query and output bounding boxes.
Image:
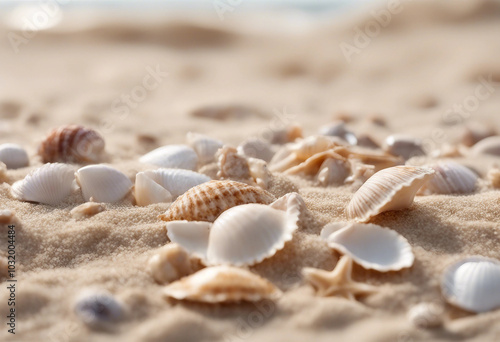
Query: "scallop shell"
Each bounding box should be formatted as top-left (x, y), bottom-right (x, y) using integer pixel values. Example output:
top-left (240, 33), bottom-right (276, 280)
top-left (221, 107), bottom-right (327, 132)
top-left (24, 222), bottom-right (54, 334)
top-left (148, 244), bottom-right (202, 284)
top-left (419, 162), bottom-right (478, 195)
top-left (237, 138), bottom-right (275, 163)
top-left (319, 121), bottom-right (357, 145)
top-left (135, 169), bottom-right (210, 206)
top-left (10, 163), bottom-right (75, 205)
top-left (441, 256), bottom-right (500, 313)
top-left (384, 134), bottom-right (426, 160)
top-left (0, 143), bottom-right (29, 169)
top-left (160, 180), bottom-right (275, 222)
top-left (74, 289), bottom-right (124, 328)
top-left (470, 136), bottom-right (500, 156)
top-left (488, 167), bottom-right (500, 188)
top-left (321, 222), bottom-right (414, 271)
top-left (38, 125), bottom-right (105, 163)
top-left (346, 166), bottom-right (435, 222)
top-left (75, 165), bottom-right (133, 203)
top-left (70, 202), bottom-right (105, 219)
top-left (186, 132), bottom-right (223, 165)
top-left (139, 145), bottom-right (198, 170)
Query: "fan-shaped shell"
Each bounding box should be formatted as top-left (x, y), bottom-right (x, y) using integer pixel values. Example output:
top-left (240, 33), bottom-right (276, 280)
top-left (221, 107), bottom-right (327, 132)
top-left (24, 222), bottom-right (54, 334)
top-left (470, 136), bottom-right (500, 156)
top-left (441, 256), bottom-right (500, 313)
top-left (346, 166), bottom-right (435, 222)
top-left (0, 209), bottom-right (15, 224)
top-left (163, 265), bottom-right (282, 303)
top-left (0, 143), bottom-right (29, 169)
top-left (237, 138), bottom-right (275, 163)
top-left (159, 180), bottom-right (275, 222)
top-left (10, 163), bottom-right (75, 205)
top-left (38, 125), bottom-right (105, 163)
top-left (321, 223), bottom-right (414, 271)
top-left (187, 132), bottom-right (223, 165)
top-left (75, 165), bottom-right (133, 203)
top-left (139, 145), bottom-right (198, 170)
top-left (419, 162), bottom-right (478, 195)
top-left (319, 121), bottom-right (357, 145)
top-left (384, 134), bottom-right (426, 160)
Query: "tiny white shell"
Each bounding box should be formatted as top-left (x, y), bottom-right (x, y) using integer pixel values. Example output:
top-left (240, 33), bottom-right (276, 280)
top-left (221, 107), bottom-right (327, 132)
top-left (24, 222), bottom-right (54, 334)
top-left (419, 162), bottom-right (478, 195)
top-left (11, 163), bottom-right (75, 205)
top-left (75, 165), bottom-right (133, 203)
top-left (0, 143), bottom-right (29, 169)
top-left (470, 136), bottom-right (500, 156)
top-left (237, 138), bottom-right (275, 163)
top-left (139, 145), bottom-right (198, 170)
top-left (384, 134), bottom-right (426, 160)
top-left (319, 121), bottom-right (357, 145)
top-left (187, 132), bottom-right (223, 165)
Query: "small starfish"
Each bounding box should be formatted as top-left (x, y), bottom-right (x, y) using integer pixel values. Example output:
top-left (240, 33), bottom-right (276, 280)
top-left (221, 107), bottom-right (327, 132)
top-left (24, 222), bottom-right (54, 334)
top-left (302, 256), bottom-right (377, 300)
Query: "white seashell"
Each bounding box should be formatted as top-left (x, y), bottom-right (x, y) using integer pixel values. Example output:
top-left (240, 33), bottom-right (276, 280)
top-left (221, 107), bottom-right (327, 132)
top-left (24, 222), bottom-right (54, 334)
top-left (186, 132), bottom-right (223, 165)
top-left (0, 256), bottom-right (8, 279)
top-left (321, 223), bottom-right (414, 271)
top-left (408, 302), bottom-right (444, 329)
top-left (74, 289), bottom-right (124, 328)
top-left (319, 121), bottom-right (357, 145)
top-left (346, 166), bottom-right (435, 222)
top-left (10, 163), bottom-right (75, 205)
top-left (148, 244), bottom-right (201, 284)
top-left (441, 256), bottom-right (500, 313)
top-left (384, 134), bottom-right (426, 160)
top-left (0, 143), bottom-right (29, 169)
top-left (419, 162), bottom-right (478, 195)
top-left (163, 265), bottom-right (281, 303)
top-left (70, 202), bottom-right (105, 219)
top-left (135, 169), bottom-right (210, 206)
top-left (166, 193), bottom-right (303, 266)
top-left (470, 136), bottom-right (500, 156)
top-left (75, 165), bottom-right (133, 203)
top-left (237, 138), bottom-right (275, 163)
top-left (139, 145), bottom-right (198, 170)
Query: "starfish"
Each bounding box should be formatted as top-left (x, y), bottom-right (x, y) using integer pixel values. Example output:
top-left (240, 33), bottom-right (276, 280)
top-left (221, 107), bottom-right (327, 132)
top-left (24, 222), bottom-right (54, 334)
top-left (302, 256), bottom-right (377, 300)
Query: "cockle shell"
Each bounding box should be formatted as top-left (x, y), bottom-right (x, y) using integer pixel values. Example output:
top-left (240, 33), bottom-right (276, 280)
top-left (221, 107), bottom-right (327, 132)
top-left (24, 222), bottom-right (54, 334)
top-left (139, 145), bottom-right (198, 170)
top-left (470, 136), bottom-right (500, 156)
top-left (346, 166), bottom-right (435, 222)
top-left (70, 202), bottom-right (105, 220)
top-left (160, 180), bottom-right (275, 222)
top-left (166, 193), bottom-right (303, 266)
top-left (10, 163), bottom-right (75, 205)
top-left (321, 222), bottom-right (414, 271)
top-left (419, 162), bottom-right (478, 195)
top-left (0, 143), bottom-right (29, 169)
top-left (356, 134), bottom-right (380, 149)
top-left (135, 169), bottom-right (210, 206)
top-left (237, 138), bottom-right (275, 163)
top-left (75, 165), bottom-right (133, 203)
top-left (319, 121), bottom-right (357, 145)
top-left (163, 265), bottom-right (282, 303)
top-left (384, 134), bottom-right (426, 160)
top-left (488, 167), bottom-right (500, 188)
top-left (74, 289), bottom-right (124, 328)
top-left (441, 256), bottom-right (500, 313)
top-left (148, 244), bottom-right (202, 284)
top-left (186, 132), bottom-right (223, 165)
top-left (38, 125), bottom-right (105, 164)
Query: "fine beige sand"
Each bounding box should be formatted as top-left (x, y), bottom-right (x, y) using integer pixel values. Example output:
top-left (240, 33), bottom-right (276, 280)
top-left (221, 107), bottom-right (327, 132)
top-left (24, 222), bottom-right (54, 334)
top-left (1, 1), bottom-right (500, 341)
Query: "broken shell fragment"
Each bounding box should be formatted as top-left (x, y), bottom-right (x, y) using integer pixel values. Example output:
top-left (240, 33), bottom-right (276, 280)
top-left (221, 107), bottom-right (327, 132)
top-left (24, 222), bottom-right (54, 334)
top-left (419, 162), bottom-right (478, 195)
top-left (139, 145), bottom-right (198, 170)
top-left (470, 136), bottom-right (500, 156)
top-left (384, 134), bottom-right (426, 160)
top-left (187, 132), bottom-right (223, 165)
top-left (70, 202), bottom-right (105, 220)
top-left (0, 143), bottom-right (29, 169)
top-left (148, 244), bottom-right (201, 284)
top-left (75, 165), bottom-right (133, 203)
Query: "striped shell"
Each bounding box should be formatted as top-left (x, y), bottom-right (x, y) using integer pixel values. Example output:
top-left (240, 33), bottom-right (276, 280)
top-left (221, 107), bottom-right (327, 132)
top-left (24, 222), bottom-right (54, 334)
top-left (38, 125), bottom-right (105, 163)
top-left (139, 145), bottom-right (198, 170)
top-left (419, 162), bottom-right (478, 195)
top-left (159, 180), bottom-right (275, 222)
top-left (75, 165), bottom-right (133, 203)
top-left (470, 136), bottom-right (500, 156)
top-left (346, 166), bottom-right (435, 222)
top-left (0, 143), bottom-right (29, 169)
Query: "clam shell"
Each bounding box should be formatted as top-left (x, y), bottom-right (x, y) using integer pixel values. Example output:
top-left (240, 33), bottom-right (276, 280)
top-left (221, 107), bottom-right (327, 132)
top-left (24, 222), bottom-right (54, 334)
top-left (74, 289), bottom-right (124, 328)
top-left (187, 132), bottom-right (223, 165)
top-left (441, 256), bottom-right (500, 313)
top-left (0, 143), bottom-right (29, 169)
top-left (139, 145), bottom-right (198, 170)
top-left (38, 125), bottom-right (105, 164)
top-left (160, 180), bottom-right (275, 222)
top-left (319, 121), bottom-right (357, 145)
top-left (384, 134), bottom-right (426, 160)
top-left (419, 162), bottom-right (478, 195)
top-left (321, 222), bottom-right (414, 271)
top-left (237, 138), bottom-right (275, 163)
top-left (10, 163), bottom-right (75, 205)
top-left (470, 136), bottom-right (500, 156)
top-left (163, 265), bottom-right (282, 303)
top-left (148, 244), bottom-right (201, 284)
top-left (346, 166), bottom-right (435, 222)
top-left (75, 165), bottom-right (133, 203)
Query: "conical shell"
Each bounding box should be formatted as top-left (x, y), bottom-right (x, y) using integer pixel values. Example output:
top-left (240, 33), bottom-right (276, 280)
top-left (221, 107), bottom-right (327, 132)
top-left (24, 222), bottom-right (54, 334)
top-left (75, 165), bottom-right (133, 203)
top-left (187, 132), bottom-right (223, 165)
top-left (0, 143), bottom-right (29, 169)
top-left (163, 265), bottom-right (282, 303)
top-left (384, 134), bottom-right (426, 160)
top-left (160, 180), bottom-right (275, 222)
top-left (139, 145), bottom-right (198, 170)
top-left (321, 222), bottom-right (414, 271)
top-left (470, 136), bottom-right (500, 156)
top-left (10, 163), bottom-right (75, 205)
top-left (441, 256), bottom-right (500, 313)
top-left (237, 138), bottom-right (275, 163)
top-left (38, 125), bottom-right (105, 164)
top-left (419, 162), bottom-right (478, 195)
top-left (346, 166), bottom-right (435, 222)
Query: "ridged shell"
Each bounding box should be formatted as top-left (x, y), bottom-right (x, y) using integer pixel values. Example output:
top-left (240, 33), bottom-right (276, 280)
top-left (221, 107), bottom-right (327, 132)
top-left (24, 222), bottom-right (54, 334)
top-left (0, 143), bottom-right (29, 169)
top-left (346, 166), bottom-right (435, 222)
top-left (74, 289), bottom-right (124, 328)
top-left (187, 132), bottom-right (223, 165)
top-left (139, 145), bottom-right (198, 170)
top-left (319, 121), bottom-right (357, 145)
top-left (75, 165), bottom-right (133, 203)
top-left (237, 138), bottom-right (275, 163)
top-left (384, 134), bottom-right (426, 160)
top-left (135, 169), bottom-right (210, 206)
top-left (148, 244), bottom-right (201, 284)
top-left (159, 180), bottom-right (275, 222)
top-left (441, 256), bottom-right (500, 313)
top-left (10, 163), bottom-right (75, 205)
top-left (419, 162), bottom-right (478, 195)
top-left (163, 265), bottom-right (282, 303)
top-left (38, 125), bottom-right (105, 163)
top-left (470, 136), bottom-right (500, 156)
top-left (321, 223), bottom-right (414, 271)
top-left (70, 202), bottom-right (105, 219)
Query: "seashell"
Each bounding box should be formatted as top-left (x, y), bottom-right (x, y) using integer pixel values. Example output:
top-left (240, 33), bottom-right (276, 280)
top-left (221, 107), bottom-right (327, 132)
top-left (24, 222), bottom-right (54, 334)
top-left (135, 169), bottom-right (210, 206)
top-left (0, 209), bottom-right (15, 224)
top-left (74, 289), bottom-right (124, 328)
top-left (163, 265), bottom-right (282, 303)
top-left (321, 222), bottom-right (414, 271)
top-left (75, 165), bottom-right (133, 203)
top-left (267, 123), bottom-right (303, 144)
top-left (384, 134), bottom-right (426, 160)
top-left (441, 256), bottom-right (500, 313)
top-left (0, 162), bottom-right (8, 183)
top-left (191, 104), bottom-right (264, 121)
top-left (38, 125), bottom-right (105, 164)
top-left (237, 138), bottom-right (275, 163)
top-left (139, 145), bottom-right (198, 170)
top-left (284, 150), bottom-right (346, 176)
top-left (368, 114), bottom-right (386, 127)
top-left (356, 134), bottom-right (380, 149)
top-left (459, 122), bottom-right (496, 147)
top-left (160, 180), bottom-right (275, 222)
top-left (11, 163), bottom-right (75, 205)
top-left (346, 166), bottom-right (435, 222)
top-left (148, 244), bottom-right (202, 284)
top-left (430, 144), bottom-right (463, 158)
top-left (470, 136), bottom-right (500, 156)
top-left (217, 146), bottom-right (251, 181)
top-left (70, 202), bottom-right (105, 220)
top-left (166, 193), bottom-right (303, 266)
top-left (488, 167), bottom-right (500, 188)
top-left (186, 132), bottom-right (223, 165)
top-left (419, 162), bottom-right (478, 195)
top-left (319, 121), bottom-right (357, 145)
top-left (247, 157), bottom-right (271, 189)
top-left (333, 146), bottom-right (404, 172)
top-left (408, 302), bottom-right (444, 329)
top-left (0, 143), bottom-right (29, 169)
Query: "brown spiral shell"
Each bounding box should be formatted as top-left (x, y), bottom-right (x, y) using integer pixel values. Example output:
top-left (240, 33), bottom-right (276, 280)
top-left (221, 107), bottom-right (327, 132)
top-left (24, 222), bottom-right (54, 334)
top-left (38, 125), bottom-right (105, 163)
